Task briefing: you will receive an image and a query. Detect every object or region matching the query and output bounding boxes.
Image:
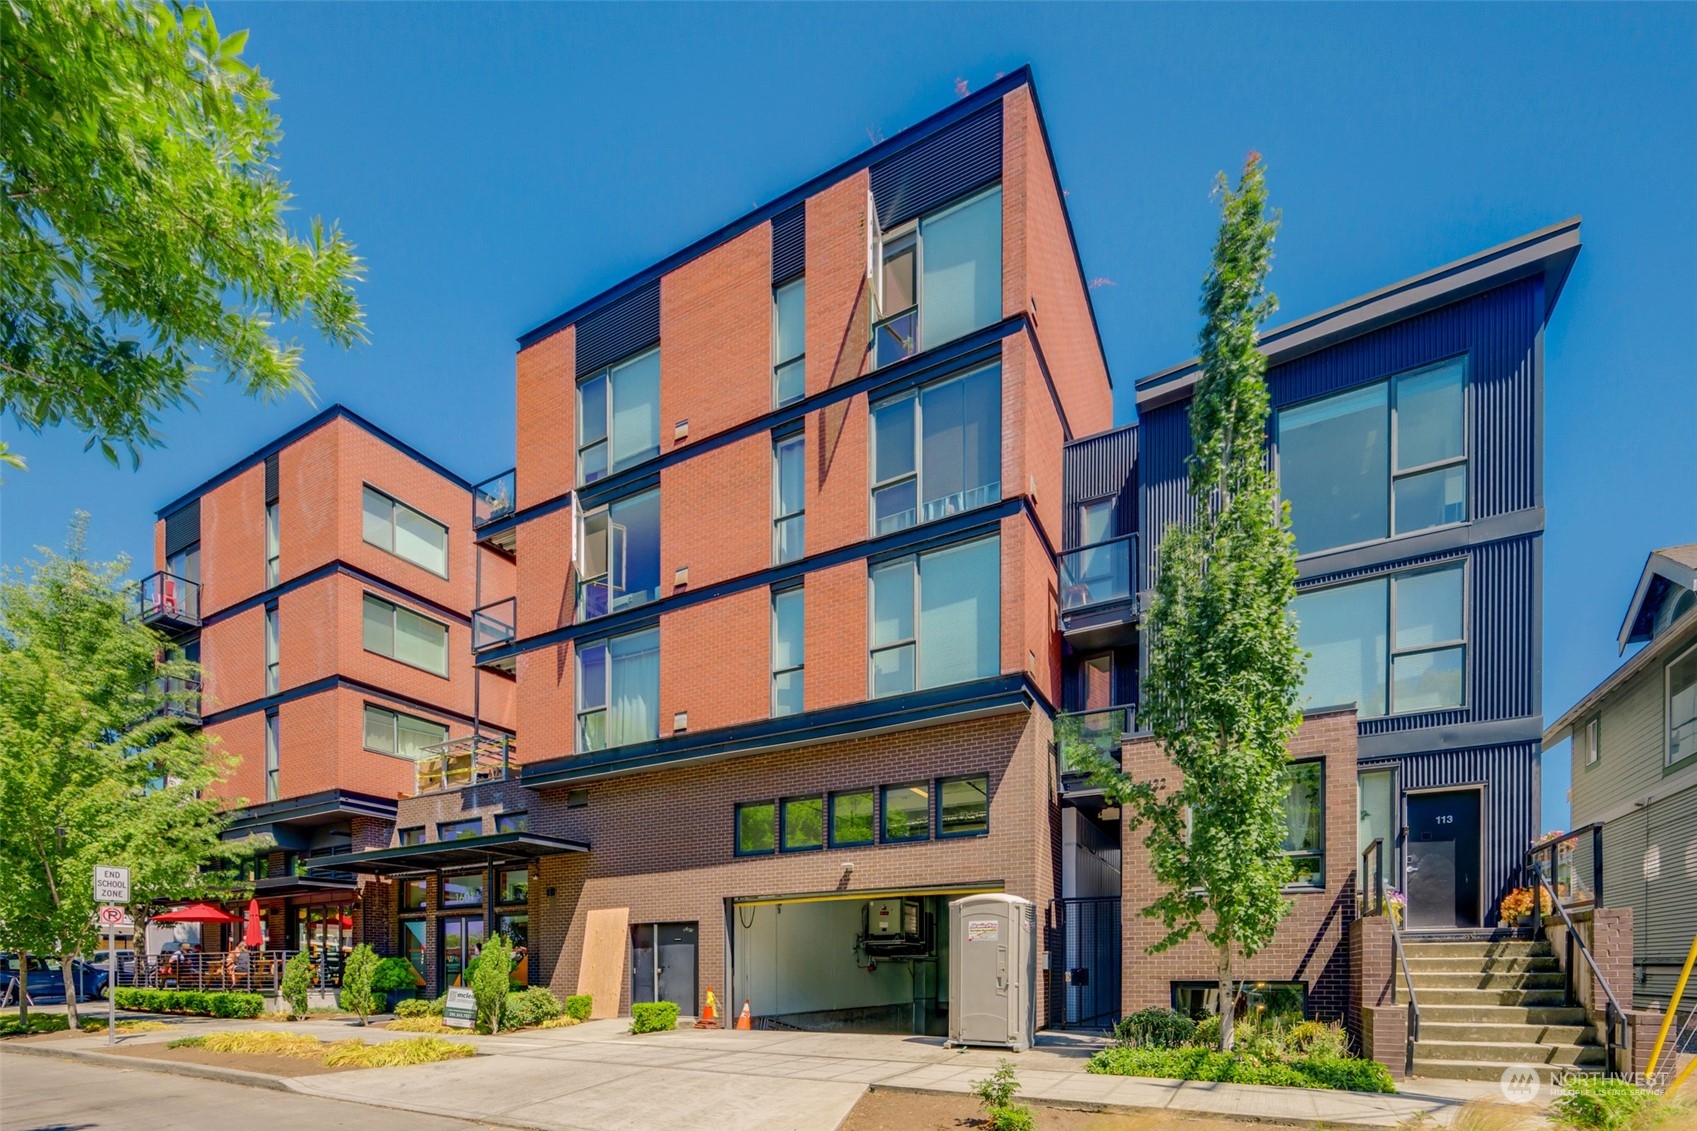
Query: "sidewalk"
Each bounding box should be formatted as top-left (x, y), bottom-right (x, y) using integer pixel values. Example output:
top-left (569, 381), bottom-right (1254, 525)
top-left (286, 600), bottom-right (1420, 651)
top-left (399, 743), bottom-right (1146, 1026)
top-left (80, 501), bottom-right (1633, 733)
top-left (5, 1016), bottom-right (1523, 1130)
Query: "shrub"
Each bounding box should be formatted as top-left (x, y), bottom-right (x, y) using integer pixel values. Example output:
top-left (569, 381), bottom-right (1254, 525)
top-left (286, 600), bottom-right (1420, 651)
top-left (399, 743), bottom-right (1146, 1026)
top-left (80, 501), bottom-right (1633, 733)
top-left (564, 994), bottom-right (592, 1022)
top-left (321, 1036), bottom-right (475, 1068)
top-left (1289, 1055), bottom-right (1394, 1093)
top-left (970, 1059), bottom-right (1033, 1131)
top-left (429, 992), bottom-right (448, 1016)
top-left (1552, 1076), bottom-right (1660, 1130)
top-left (502, 987), bottom-right (565, 1030)
top-left (210, 992), bottom-right (264, 1019)
top-left (1191, 1013), bottom-right (1222, 1047)
top-left (1085, 1045), bottom-right (1394, 1094)
top-left (339, 944), bottom-right (379, 1025)
top-left (1114, 1007), bottom-right (1197, 1049)
top-left (109, 988), bottom-right (262, 1019)
top-left (1285, 1019), bottom-right (1351, 1059)
top-left (371, 957), bottom-right (419, 995)
top-left (988, 1105), bottom-right (1036, 1131)
top-left (394, 998), bottom-right (436, 1019)
top-left (385, 1016), bottom-right (453, 1033)
top-left (470, 934), bottom-right (513, 1033)
top-left (280, 951), bottom-right (313, 1019)
top-left (630, 1001), bottom-right (679, 1034)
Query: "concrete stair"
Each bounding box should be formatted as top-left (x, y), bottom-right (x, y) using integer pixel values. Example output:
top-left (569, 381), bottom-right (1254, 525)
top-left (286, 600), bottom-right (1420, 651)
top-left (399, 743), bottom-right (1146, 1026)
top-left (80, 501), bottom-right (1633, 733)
top-left (1398, 937), bottom-right (1605, 1082)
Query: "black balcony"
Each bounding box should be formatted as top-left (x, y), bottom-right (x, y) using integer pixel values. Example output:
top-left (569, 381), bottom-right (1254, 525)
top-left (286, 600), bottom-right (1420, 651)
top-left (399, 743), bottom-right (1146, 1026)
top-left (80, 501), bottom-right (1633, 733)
top-left (472, 469), bottom-right (517, 552)
top-left (1058, 535), bottom-right (1137, 647)
top-left (135, 571), bottom-right (202, 632)
top-left (1055, 705), bottom-right (1135, 777)
top-left (152, 675), bottom-right (203, 725)
top-left (472, 598), bottom-right (516, 673)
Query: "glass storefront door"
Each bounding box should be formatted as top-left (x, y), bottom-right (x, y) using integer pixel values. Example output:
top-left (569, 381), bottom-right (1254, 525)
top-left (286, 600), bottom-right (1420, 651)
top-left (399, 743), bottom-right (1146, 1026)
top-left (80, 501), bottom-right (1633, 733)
top-left (293, 903), bottom-right (355, 986)
top-left (441, 916), bottom-right (485, 986)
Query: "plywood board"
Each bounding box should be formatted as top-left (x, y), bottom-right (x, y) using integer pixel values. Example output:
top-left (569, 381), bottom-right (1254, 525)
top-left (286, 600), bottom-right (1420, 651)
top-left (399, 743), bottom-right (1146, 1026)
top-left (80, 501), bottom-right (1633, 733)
top-left (578, 907), bottom-right (629, 1019)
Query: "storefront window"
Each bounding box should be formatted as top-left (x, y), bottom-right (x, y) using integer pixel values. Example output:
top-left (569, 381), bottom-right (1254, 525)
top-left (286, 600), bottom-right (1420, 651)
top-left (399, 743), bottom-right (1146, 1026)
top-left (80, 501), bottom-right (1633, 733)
top-left (498, 868), bottom-right (528, 904)
top-left (402, 878), bottom-right (427, 911)
top-left (442, 871), bottom-right (485, 908)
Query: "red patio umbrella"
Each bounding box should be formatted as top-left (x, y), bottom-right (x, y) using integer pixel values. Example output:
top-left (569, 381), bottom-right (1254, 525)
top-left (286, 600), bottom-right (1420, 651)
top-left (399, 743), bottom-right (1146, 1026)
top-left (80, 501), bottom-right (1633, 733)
top-left (243, 899), bottom-right (264, 947)
top-left (150, 902), bottom-right (242, 924)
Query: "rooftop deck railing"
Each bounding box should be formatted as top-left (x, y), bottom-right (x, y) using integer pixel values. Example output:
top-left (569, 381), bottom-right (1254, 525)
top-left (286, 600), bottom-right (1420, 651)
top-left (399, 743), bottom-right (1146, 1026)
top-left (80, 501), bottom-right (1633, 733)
top-left (413, 734), bottom-right (511, 795)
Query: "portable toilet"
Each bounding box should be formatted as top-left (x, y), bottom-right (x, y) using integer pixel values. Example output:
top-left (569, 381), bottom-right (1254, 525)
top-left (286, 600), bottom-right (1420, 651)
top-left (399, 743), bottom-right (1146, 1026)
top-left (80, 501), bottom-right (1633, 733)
top-left (948, 894), bottom-right (1036, 1050)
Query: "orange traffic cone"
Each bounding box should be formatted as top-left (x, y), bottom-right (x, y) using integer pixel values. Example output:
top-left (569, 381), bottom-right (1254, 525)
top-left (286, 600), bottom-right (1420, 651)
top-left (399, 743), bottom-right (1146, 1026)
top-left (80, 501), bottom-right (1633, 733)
top-left (735, 999), bottom-right (753, 1030)
top-left (699, 987), bottom-right (719, 1029)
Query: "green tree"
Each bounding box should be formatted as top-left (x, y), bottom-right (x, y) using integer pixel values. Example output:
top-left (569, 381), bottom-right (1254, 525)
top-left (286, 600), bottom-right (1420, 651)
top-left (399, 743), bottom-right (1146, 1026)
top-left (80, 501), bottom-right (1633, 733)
top-left (0, 0), bottom-right (365, 471)
top-left (470, 933), bottom-right (513, 1034)
top-left (338, 943), bottom-right (378, 1025)
top-left (279, 949), bottom-right (313, 1019)
top-left (0, 516), bottom-right (244, 1026)
top-left (1076, 154), bottom-right (1304, 1051)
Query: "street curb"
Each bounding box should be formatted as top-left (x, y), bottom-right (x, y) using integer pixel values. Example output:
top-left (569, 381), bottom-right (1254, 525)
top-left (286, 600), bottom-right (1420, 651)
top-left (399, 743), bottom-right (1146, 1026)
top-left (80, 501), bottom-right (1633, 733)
top-left (864, 1082), bottom-right (1422, 1130)
top-left (3, 1041), bottom-right (296, 1092)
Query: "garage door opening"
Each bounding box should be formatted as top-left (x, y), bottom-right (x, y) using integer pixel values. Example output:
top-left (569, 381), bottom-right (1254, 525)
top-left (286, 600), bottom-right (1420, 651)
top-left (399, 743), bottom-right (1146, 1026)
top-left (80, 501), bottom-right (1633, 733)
top-left (730, 890), bottom-right (989, 1035)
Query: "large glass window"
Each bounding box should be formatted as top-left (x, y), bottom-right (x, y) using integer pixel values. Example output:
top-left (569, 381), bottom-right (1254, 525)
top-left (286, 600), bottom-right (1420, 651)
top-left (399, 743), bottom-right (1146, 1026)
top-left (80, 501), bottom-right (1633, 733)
top-left (498, 868), bottom-right (528, 904)
top-left (869, 363), bottom-right (1001, 535)
top-left (773, 433), bottom-right (805, 563)
top-left (1277, 358), bottom-right (1467, 555)
top-left (870, 536), bottom-right (1000, 696)
top-left (576, 626), bottom-right (659, 752)
top-left (773, 278), bottom-right (805, 408)
top-left (402, 879), bottom-right (427, 912)
top-left (1357, 768), bottom-right (1396, 890)
top-left (362, 486), bottom-right (449, 576)
top-left (1292, 561), bottom-right (1465, 718)
top-left (872, 186), bottom-right (1003, 367)
top-left (363, 593), bottom-right (449, 676)
top-left (781, 797), bottom-right (823, 852)
top-left (496, 812), bottom-right (528, 834)
top-left (363, 705), bottom-right (449, 759)
top-left (1282, 761), bottom-right (1324, 888)
top-left (578, 347), bottom-right (661, 485)
top-left (1669, 643), bottom-right (1697, 767)
top-left (771, 587), bottom-right (805, 717)
top-left (937, 775), bottom-right (989, 838)
top-left (578, 489), bottom-right (661, 620)
top-left (882, 782), bottom-right (930, 842)
top-left (830, 790), bottom-right (876, 847)
top-left (439, 819), bottom-right (482, 841)
top-left (442, 872), bottom-right (485, 908)
top-left (736, 801), bottom-right (775, 856)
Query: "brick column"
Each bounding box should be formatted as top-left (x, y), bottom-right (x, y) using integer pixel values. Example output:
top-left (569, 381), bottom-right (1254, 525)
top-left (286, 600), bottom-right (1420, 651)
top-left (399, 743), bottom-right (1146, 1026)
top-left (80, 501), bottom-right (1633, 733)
top-left (1348, 915), bottom-right (1394, 1046)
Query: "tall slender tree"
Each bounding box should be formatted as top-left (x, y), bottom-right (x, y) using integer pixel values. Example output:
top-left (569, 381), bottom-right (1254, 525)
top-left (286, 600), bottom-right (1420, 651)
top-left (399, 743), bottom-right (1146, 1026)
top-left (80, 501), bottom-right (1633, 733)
top-left (0, 516), bottom-right (242, 1026)
top-left (1075, 154), bottom-right (1304, 1051)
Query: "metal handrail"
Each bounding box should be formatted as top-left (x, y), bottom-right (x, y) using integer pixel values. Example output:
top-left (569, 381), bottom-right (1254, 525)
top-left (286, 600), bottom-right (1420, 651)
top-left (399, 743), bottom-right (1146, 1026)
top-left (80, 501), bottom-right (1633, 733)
top-left (1530, 859), bottom-right (1630, 1071)
top-left (1527, 823), bottom-right (1604, 910)
top-left (1362, 836), bottom-right (1420, 1076)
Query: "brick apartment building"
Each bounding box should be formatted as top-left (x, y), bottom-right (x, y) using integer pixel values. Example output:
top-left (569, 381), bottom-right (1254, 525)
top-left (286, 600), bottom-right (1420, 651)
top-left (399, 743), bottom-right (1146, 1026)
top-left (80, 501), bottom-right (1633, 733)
top-left (140, 408), bottom-right (515, 968)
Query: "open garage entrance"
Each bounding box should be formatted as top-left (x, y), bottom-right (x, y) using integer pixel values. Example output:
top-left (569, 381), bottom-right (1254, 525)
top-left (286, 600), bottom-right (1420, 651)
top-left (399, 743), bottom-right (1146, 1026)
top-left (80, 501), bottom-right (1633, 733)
top-left (728, 887), bottom-right (997, 1035)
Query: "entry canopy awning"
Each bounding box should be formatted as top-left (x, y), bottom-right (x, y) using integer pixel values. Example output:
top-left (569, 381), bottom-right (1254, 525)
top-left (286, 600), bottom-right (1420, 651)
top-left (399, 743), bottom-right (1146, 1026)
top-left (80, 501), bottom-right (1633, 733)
top-left (302, 831), bottom-right (588, 877)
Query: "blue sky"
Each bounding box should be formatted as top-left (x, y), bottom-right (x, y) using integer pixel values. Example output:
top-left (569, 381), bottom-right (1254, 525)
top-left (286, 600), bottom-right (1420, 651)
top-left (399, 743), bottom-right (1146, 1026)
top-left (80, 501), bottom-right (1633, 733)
top-left (3, 3), bottom-right (1693, 827)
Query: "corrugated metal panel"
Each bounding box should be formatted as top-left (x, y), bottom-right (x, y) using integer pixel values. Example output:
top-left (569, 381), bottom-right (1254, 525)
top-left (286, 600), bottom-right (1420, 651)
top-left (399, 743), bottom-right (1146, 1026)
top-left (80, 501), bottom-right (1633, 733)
top-left (771, 204), bottom-right (805, 285)
top-left (1391, 740), bottom-right (1539, 913)
top-left (264, 453), bottom-right (279, 503)
top-left (575, 279), bottom-right (661, 378)
top-left (1268, 277), bottom-right (1540, 522)
top-left (1062, 427), bottom-right (1137, 548)
top-left (164, 499), bottom-right (200, 556)
top-left (1136, 403), bottom-right (1192, 589)
top-left (870, 101), bottom-right (1003, 230)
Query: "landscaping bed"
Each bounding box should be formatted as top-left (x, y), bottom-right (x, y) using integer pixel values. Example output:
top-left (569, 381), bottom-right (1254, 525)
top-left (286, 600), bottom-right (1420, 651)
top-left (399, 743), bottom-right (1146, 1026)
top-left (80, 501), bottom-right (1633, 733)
top-left (842, 1090), bottom-right (1287, 1131)
top-left (149, 1030), bottom-right (476, 1071)
top-left (103, 1041), bottom-right (363, 1078)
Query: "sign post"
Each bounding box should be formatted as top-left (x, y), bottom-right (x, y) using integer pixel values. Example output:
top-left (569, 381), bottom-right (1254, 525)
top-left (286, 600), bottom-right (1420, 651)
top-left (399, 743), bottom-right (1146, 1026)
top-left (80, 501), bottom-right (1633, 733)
top-left (93, 867), bottom-right (130, 1046)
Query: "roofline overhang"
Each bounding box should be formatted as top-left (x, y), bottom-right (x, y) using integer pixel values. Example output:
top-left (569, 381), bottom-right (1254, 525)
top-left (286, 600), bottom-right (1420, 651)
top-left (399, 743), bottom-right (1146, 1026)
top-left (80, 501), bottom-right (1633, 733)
top-left (303, 832), bottom-right (588, 876)
top-left (222, 789), bottom-right (398, 836)
top-left (1134, 217), bottom-right (1582, 413)
top-left (1544, 614), bottom-right (1697, 749)
top-left (1616, 549), bottom-right (1697, 653)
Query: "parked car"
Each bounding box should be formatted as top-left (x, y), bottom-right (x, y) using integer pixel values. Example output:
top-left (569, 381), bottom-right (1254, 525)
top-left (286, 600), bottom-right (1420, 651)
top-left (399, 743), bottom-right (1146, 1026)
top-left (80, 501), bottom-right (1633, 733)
top-left (0, 955), bottom-right (110, 1003)
top-left (90, 950), bottom-right (140, 981)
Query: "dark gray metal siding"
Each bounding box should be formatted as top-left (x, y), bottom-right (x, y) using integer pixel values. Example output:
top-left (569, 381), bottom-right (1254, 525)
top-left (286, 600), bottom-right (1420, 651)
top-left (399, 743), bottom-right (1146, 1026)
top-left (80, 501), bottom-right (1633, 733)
top-left (575, 279), bottom-right (661, 378)
top-left (1363, 739), bottom-right (1540, 912)
top-left (1061, 427), bottom-right (1137, 548)
top-left (264, 454), bottom-right (279, 503)
top-left (164, 499), bottom-right (200, 556)
top-left (870, 101), bottom-right (1002, 230)
top-left (771, 204), bottom-right (805, 285)
top-left (1135, 403), bottom-right (1192, 588)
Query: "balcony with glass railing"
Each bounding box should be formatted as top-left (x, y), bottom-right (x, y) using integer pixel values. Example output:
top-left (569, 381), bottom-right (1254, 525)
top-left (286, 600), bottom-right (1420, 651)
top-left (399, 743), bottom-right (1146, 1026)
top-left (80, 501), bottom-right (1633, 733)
top-left (134, 571), bottom-right (202, 631)
top-left (472, 469), bottom-right (517, 551)
top-left (1055, 705), bottom-right (1135, 776)
top-left (1057, 534), bottom-right (1138, 646)
top-left (412, 734), bottom-right (511, 795)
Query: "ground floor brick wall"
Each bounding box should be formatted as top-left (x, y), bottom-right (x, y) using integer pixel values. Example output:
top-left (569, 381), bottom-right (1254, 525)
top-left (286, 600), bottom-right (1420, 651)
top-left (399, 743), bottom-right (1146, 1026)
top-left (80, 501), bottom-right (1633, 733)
top-left (1119, 708), bottom-right (1360, 1022)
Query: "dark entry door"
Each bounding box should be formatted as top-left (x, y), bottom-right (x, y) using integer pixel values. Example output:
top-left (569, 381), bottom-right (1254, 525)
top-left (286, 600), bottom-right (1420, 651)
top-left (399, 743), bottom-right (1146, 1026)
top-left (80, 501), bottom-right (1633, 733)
top-left (631, 922), bottom-right (697, 1011)
top-left (1406, 791), bottom-right (1482, 929)
top-left (1048, 898), bottom-right (1122, 1029)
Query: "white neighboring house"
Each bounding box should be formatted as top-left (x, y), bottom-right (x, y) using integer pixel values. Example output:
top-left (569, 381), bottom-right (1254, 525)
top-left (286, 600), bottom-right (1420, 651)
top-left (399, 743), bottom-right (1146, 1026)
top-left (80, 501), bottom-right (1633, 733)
top-left (1546, 544), bottom-right (1697, 1007)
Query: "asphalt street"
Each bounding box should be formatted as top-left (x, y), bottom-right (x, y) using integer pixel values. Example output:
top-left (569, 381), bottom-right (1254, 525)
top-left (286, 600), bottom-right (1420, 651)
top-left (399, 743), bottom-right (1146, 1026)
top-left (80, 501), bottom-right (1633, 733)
top-left (0, 1053), bottom-right (501, 1131)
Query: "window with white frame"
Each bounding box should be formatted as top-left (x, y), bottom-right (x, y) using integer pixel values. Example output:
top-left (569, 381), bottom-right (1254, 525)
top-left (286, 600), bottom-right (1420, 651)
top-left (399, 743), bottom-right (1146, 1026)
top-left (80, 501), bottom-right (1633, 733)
top-left (869, 363), bottom-right (1001, 536)
top-left (362, 485), bottom-right (448, 576)
top-left (577, 488), bottom-right (661, 620)
top-left (869, 535), bottom-right (1000, 696)
top-left (772, 586), bottom-right (804, 717)
top-left (1291, 561), bottom-right (1466, 718)
top-left (773, 278), bottom-right (805, 407)
top-left (1276, 358), bottom-right (1468, 556)
top-left (362, 593), bottom-right (449, 677)
top-left (362, 704), bottom-right (449, 759)
top-left (773, 431), bottom-right (805, 564)
top-left (1669, 643), bottom-right (1697, 767)
top-left (576, 626), bottom-right (659, 752)
top-left (577, 347), bottom-right (661, 485)
top-left (871, 186), bottom-right (1003, 368)
top-left (1578, 716), bottom-right (1601, 767)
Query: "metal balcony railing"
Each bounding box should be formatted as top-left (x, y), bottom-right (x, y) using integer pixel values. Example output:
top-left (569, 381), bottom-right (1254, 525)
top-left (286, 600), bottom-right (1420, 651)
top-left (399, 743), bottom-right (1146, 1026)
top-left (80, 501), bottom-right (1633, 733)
top-left (472, 469), bottom-right (516, 528)
top-left (135, 571), bottom-right (202, 628)
top-left (1527, 823), bottom-right (1603, 911)
top-left (1055, 705), bottom-right (1134, 774)
top-left (1059, 534), bottom-right (1137, 613)
top-left (152, 675), bottom-right (203, 724)
top-left (413, 734), bottom-right (511, 795)
top-left (472, 598), bottom-right (516, 651)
